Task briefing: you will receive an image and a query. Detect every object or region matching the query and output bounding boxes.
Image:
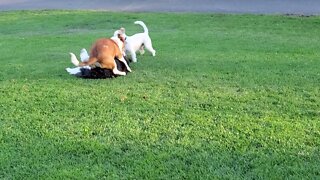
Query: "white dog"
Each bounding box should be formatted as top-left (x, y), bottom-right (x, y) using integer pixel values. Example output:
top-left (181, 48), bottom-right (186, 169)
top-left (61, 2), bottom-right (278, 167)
top-left (117, 21), bottom-right (156, 62)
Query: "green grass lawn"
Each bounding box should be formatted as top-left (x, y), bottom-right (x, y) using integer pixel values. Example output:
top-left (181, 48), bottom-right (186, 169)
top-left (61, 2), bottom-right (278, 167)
top-left (0, 10), bottom-right (319, 179)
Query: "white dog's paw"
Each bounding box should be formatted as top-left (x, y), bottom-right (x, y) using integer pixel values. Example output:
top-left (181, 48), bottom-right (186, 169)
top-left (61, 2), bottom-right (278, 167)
top-left (131, 57), bottom-right (137, 63)
top-left (80, 48), bottom-right (89, 62)
top-left (69, 52), bottom-right (79, 66)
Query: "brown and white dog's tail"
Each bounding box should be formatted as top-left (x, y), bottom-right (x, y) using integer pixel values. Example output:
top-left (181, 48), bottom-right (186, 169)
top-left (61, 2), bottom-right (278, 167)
top-left (134, 21), bottom-right (148, 34)
top-left (70, 52), bottom-right (98, 67)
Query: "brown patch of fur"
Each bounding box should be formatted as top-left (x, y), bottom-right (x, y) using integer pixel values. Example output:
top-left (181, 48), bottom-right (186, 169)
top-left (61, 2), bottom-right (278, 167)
top-left (79, 38), bottom-right (123, 70)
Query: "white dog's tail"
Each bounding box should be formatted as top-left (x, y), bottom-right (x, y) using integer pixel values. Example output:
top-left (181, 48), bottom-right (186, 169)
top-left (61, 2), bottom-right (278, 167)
top-left (134, 21), bottom-right (148, 34)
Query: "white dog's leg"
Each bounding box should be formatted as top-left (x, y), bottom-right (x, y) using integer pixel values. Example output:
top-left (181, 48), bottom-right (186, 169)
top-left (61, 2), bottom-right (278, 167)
top-left (139, 46), bottom-right (145, 55)
top-left (118, 57), bottom-right (132, 72)
top-left (113, 67), bottom-right (126, 76)
top-left (144, 40), bottom-right (156, 56)
top-left (129, 48), bottom-right (137, 62)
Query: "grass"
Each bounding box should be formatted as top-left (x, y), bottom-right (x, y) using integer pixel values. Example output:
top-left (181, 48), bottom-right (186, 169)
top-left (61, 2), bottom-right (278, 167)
top-left (0, 10), bottom-right (319, 179)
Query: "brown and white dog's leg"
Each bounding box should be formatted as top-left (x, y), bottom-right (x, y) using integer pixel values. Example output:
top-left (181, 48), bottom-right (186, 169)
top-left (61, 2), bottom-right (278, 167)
top-left (113, 67), bottom-right (126, 76)
top-left (100, 56), bottom-right (127, 76)
top-left (118, 56), bottom-right (132, 72)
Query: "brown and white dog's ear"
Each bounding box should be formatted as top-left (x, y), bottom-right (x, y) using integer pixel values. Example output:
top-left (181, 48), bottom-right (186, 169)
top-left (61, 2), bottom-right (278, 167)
top-left (118, 34), bottom-right (125, 43)
top-left (117, 28), bottom-right (126, 43)
top-left (119, 27), bottom-right (125, 34)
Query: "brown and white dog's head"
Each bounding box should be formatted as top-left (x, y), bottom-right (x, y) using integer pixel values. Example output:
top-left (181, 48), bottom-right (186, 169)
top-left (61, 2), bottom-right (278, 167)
top-left (118, 28), bottom-right (126, 43)
top-left (113, 28), bottom-right (126, 42)
top-left (113, 27), bottom-right (127, 54)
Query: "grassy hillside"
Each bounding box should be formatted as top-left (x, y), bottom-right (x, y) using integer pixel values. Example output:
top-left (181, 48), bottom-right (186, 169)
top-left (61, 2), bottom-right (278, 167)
top-left (0, 10), bottom-right (319, 179)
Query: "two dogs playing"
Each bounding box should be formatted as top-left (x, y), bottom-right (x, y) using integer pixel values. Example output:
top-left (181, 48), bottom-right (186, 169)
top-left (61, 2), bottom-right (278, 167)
top-left (66, 21), bottom-right (156, 77)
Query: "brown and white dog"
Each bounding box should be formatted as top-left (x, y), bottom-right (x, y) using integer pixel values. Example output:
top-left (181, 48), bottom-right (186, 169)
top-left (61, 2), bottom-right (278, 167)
top-left (69, 30), bottom-right (131, 76)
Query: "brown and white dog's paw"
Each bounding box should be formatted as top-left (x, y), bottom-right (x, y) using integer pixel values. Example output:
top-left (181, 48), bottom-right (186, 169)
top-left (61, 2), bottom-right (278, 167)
top-left (113, 68), bottom-right (126, 76)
